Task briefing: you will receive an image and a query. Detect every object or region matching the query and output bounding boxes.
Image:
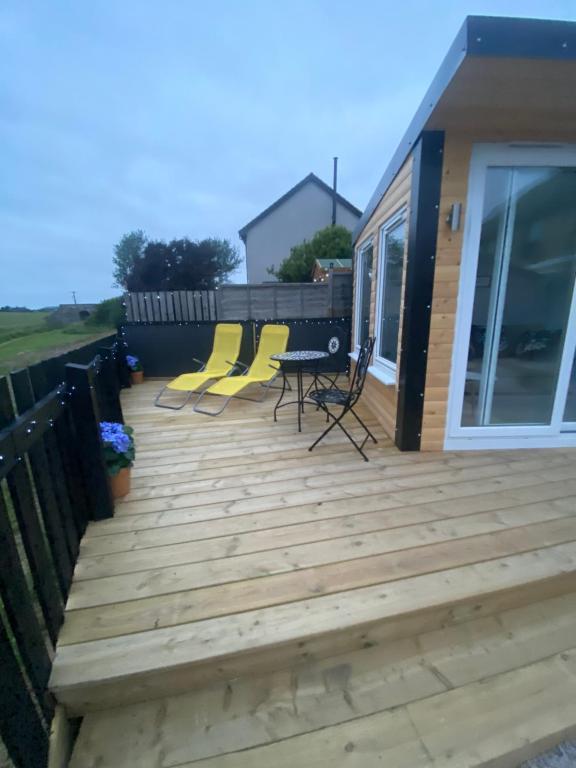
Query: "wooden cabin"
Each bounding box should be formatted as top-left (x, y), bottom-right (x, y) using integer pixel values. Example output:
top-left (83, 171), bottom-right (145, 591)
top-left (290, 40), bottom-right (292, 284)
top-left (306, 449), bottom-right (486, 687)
top-left (352, 15), bottom-right (576, 452)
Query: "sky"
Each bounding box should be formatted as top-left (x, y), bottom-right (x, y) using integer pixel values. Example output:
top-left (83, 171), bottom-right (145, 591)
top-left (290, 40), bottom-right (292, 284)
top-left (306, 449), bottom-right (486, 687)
top-left (1, 1), bottom-right (575, 308)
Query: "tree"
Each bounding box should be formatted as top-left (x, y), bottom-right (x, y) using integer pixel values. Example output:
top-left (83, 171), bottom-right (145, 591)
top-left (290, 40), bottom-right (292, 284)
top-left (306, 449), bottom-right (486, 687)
top-left (125, 237), bottom-right (241, 291)
top-left (269, 225), bottom-right (353, 283)
top-left (113, 230), bottom-right (147, 288)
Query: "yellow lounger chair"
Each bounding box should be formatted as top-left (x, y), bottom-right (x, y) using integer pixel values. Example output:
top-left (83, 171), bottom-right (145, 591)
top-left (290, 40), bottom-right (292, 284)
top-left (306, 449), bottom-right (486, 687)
top-left (194, 324), bottom-right (289, 416)
top-left (154, 323), bottom-right (243, 410)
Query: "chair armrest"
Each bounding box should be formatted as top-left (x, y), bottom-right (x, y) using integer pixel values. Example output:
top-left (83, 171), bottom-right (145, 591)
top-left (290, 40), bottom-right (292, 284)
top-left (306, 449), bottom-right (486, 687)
top-left (234, 360), bottom-right (250, 372)
top-left (192, 357), bottom-right (206, 372)
top-left (225, 360), bottom-right (244, 376)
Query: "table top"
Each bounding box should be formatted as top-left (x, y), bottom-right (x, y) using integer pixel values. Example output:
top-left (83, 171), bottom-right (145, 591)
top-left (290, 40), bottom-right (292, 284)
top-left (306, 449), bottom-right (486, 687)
top-left (271, 350), bottom-right (330, 362)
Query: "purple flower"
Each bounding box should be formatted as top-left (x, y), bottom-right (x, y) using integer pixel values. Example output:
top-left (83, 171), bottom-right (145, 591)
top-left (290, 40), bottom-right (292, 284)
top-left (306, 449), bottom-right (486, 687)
top-left (100, 422), bottom-right (133, 454)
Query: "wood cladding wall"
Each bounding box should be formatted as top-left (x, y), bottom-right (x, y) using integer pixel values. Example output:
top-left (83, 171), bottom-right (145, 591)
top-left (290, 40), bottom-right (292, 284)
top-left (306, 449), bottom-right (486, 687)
top-left (352, 155), bottom-right (414, 439)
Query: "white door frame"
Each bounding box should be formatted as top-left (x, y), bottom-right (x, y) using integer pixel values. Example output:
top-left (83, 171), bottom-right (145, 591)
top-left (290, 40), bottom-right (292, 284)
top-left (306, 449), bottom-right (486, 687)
top-left (445, 142), bottom-right (576, 450)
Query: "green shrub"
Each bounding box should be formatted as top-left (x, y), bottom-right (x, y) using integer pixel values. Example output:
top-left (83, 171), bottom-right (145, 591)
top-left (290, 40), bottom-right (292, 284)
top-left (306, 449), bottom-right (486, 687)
top-left (86, 297), bottom-right (125, 328)
top-left (269, 225), bottom-right (353, 283)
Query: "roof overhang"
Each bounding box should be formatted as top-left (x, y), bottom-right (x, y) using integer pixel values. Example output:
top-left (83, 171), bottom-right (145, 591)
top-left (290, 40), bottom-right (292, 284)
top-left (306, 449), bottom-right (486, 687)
top-left (353, 15), bottom-right (576, 243)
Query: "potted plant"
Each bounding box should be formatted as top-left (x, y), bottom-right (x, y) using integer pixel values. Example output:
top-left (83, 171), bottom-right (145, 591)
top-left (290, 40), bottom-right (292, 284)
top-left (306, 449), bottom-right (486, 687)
top-left (127, 354), bottom-right (144, 384)
top-left (100, 421), bottom-right (135, 499)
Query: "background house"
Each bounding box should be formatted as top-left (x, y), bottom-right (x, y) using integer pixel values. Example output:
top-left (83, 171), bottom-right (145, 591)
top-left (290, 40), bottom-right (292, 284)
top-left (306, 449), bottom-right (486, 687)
top-left (239, 173), bottom-right (361, 283)
top-left (351, 15), bottom-right (576, 453)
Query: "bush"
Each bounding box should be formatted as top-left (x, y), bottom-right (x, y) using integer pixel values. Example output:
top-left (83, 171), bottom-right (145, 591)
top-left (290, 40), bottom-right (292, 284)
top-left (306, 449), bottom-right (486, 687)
top-left (86, 297), bottom-right (125, 328)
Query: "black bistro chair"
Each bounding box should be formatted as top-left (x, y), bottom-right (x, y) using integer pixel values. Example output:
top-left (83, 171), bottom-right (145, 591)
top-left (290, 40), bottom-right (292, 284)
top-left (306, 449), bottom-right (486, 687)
top-left (308, 336), bottom-right (377, 461)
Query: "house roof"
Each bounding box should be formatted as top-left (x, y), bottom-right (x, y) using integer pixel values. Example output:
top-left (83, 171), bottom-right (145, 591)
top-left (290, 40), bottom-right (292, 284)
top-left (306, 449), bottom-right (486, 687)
top-left (239, 173), bottom-right (362, 242)
top-left (353, 15), bottom-right (576, 243)
top-left (315, 258), bottom-right (353, 270)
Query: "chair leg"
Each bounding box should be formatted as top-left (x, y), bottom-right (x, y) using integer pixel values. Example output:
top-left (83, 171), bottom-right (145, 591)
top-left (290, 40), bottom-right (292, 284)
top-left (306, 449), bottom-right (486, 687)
top-left (349, 407), bottom-right (378, 443)
top-left (334, 416), bottom-right (370, 461)
top-left (193, 391), bottom-right (232, 416)
top-left (154, 386), bottom-right (195, 410)
top-left (309, 406), bottom-right (371, 461)
top-left (308, 406), bottom-right (340, 450)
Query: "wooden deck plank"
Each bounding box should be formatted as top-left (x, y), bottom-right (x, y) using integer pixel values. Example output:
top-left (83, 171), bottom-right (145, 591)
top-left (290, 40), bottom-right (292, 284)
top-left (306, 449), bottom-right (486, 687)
top-left (50, 543), bottom-right (576, 712)
top-left (116, 457), bottom-right (573, 516)
top-left (60, 515), bottom-right (576, 644)
top-left (73, 500), bottom-right (576, 584)
top-left (179, 652), bottom-right (576, 768)
top-left (126, 446), bottom-right (561, 488)
top-left (79, 478), bottom-right (576, 556)
top-left (82, 462), bottom-right (576, 537)
top-left (70, 593), bottom-right (576, 768)
top-left (51, 381), bottom-right (576, 725)
top-left (122, 452), bottom-right (516, 501)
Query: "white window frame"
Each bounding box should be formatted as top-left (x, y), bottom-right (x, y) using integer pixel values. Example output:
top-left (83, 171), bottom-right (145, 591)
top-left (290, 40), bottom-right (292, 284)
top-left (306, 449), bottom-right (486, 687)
top-left (372, 208), bottom-right (407, 383)
top-left (353, 237), bottom-right (374, 355)
top-left (445, 142), bottom-right (576, 450)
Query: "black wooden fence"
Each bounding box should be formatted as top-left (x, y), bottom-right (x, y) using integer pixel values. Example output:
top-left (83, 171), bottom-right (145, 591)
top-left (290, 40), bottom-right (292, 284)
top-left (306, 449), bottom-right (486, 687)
top-left (121, 317), bottom-right (352, 378)
top-left (0, 336), bottom-right (125, 768)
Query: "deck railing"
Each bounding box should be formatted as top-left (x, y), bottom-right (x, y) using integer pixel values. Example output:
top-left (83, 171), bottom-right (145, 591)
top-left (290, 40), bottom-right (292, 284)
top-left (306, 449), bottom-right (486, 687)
top-left (0, 337), bottom-right (125, 768)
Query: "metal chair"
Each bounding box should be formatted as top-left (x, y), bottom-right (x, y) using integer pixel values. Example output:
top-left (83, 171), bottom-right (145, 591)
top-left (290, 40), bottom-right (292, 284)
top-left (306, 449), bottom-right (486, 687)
top-left (193, 324), bottom-right (290, 416)
top-left (308, 336), bottom-right (377, 461)
top-left (154, 323), bottom-right (243, 410)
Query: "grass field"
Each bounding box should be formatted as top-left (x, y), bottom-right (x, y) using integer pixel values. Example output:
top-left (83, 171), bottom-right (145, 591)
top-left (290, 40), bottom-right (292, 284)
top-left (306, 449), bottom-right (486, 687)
top-left (0, 311), bottom-right (50, 329)
top-left (0, 312), bottom-right (113, 375)
top-left (0, 311), bottom-right (50, 343)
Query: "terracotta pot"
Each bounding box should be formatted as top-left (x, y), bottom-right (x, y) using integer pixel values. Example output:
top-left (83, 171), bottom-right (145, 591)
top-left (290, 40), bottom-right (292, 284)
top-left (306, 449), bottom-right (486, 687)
top-left (130, 370), bottom-right (144, 385)
top-left (109, 467), bottom-right (131, 499)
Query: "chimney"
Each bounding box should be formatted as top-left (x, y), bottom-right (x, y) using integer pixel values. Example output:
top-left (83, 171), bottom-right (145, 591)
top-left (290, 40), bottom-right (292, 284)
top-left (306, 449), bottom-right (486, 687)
top-left (332, 157), bottom-right (338, 226)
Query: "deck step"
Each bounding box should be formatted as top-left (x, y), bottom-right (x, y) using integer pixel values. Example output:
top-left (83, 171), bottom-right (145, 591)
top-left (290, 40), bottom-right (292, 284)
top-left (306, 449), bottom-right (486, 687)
top-left (50, 541), bottom-right (576, 714)
top-left (69, 593), bottom-right (576, 768)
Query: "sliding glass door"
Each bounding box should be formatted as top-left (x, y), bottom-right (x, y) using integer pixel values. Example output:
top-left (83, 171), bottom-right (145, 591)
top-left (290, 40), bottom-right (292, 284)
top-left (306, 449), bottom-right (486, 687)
top-left (447, 145), bottom-right (576, 447)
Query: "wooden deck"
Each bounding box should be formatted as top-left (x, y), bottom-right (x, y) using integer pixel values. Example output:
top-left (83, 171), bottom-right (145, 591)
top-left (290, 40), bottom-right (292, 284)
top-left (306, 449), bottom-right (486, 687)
top-left (49, 379), bottom-right (576, 766)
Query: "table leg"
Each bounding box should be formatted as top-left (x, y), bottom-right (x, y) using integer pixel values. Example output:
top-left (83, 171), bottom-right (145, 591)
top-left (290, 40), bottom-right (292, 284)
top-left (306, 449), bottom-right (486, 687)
top-left (297, 366), bottom-right (303, 432)
top-left (274, 368), bottom-right (287, 422)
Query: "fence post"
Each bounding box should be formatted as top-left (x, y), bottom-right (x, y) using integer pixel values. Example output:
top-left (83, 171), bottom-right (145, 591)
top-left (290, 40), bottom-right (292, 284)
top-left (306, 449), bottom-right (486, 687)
top-left (327, 270), bottom-right (335, 317)
top-left (246, 285), bottom-right (252, 320)
top-left (98, 346), bottom-right (124, 423)
top-left (65, 363), bottom-right (115, 521)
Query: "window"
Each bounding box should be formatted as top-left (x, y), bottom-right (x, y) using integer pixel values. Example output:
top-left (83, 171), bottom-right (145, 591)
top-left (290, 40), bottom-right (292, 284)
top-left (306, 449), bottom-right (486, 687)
top-left (374, 212), bottom-right (406, 376)
top-left (354, 240), bottom-right (373, 349)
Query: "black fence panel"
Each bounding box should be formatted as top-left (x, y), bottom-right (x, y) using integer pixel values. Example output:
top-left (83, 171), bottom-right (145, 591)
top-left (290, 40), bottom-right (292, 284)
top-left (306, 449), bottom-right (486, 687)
top-left (0, 333), bottom-right (125, 768)
top-left (120, 318), bottom-right (351, 378)
top-left (0, 618), bottom-right (49, 768)
top-left (254, 318), bottom-right (352, 374)
top-left (121, 321), bottom-right (255, 378)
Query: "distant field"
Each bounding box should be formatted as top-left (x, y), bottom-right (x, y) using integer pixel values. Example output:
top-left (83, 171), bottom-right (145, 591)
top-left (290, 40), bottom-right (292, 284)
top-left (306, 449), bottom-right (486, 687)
top-left (0, 310), bottom-right (50, 329)
top-left (0, 310), bottom-right (50, 344)
top-left (0, 312), bottom-right (113, 375)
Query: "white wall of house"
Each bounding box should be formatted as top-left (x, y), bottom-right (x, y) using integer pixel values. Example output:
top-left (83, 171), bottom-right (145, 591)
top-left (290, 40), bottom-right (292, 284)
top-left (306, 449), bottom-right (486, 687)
top-left (244, 182), bottom-right (360, 283)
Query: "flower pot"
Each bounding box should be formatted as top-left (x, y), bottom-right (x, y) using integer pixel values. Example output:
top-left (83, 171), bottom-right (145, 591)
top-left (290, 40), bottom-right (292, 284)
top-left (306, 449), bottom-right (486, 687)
top-left (109, 467), bottom-right (131, 499)
top-left (130, 370), bottom-right (144, 385)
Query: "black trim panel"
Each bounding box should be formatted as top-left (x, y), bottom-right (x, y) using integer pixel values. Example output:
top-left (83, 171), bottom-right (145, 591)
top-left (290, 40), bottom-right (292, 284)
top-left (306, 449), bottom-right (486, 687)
top-left (395, 131), bottom-right (445, 451)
